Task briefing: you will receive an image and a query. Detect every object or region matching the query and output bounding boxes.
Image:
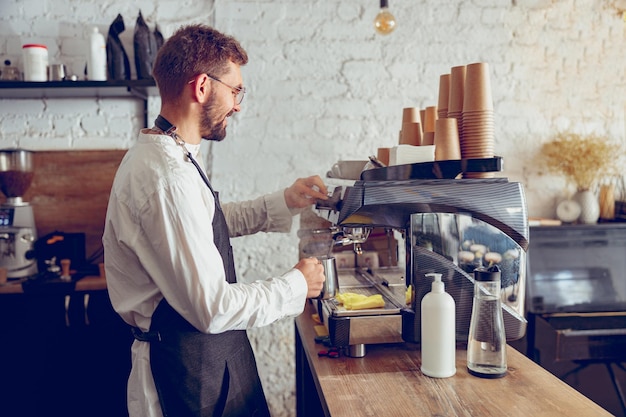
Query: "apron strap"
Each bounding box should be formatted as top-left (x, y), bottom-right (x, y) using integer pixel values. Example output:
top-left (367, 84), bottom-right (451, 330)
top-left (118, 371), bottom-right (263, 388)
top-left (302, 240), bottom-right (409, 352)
top-left (131, 326), bottom-right (162, 342)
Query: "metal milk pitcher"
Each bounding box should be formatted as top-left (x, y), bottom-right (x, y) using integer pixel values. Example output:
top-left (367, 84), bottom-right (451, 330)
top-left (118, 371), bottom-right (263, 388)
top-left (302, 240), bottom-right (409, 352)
top-left (317, 256), bottom-right (339, 300)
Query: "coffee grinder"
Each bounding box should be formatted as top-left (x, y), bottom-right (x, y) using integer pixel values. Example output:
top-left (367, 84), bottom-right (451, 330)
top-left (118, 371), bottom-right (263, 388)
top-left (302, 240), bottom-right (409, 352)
top-left (0, 149), bottom-right (38, 279)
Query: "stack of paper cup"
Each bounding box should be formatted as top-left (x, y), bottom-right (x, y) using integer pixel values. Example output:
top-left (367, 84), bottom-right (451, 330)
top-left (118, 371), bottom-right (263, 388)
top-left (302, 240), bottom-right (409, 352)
top-left (461, 62), bottom-right (494, 178)
top-left (447, 65), bottom-right (466, 149)
top-left (434, 118), bottom-right (461, 161)
top-left (437, 74), bottom-right (450, 119)
top-left (400, 107), bottom-right (422, 146)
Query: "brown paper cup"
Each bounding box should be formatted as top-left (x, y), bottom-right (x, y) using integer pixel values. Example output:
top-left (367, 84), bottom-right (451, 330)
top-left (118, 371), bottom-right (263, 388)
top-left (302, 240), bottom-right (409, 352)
top-left (434, 118), bottom-right (461, 161)
top-left (463, 62), bottom-right (493, 112)
top-left (438, 74), bottom-right (450, 113)
top-left (422, 131), bottom-right (435, 146)
top-left (377, 147), bottom-right (391, 166)
top-left (424, 106), bottom-right (437, 133)
top-left (448, 65), bottom-right (466, 115)
top-left (400, 122), bottom-right (423, 146)
top-left (402, 107), bottom-right (420, 124)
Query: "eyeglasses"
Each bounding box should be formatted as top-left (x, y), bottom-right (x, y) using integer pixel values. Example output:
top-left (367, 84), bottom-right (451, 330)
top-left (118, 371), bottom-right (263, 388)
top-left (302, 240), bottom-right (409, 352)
top-left (205, 74), bottom-right (246, 105)
top-left (188, 74), bottom-right (246, 104)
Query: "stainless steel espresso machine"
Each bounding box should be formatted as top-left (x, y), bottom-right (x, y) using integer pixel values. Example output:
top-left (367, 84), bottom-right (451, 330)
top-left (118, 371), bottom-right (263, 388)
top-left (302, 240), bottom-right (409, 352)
top-left (311, 158), bottom-right (530, 355)
top-left (0, 149), bottom-right (38, 279)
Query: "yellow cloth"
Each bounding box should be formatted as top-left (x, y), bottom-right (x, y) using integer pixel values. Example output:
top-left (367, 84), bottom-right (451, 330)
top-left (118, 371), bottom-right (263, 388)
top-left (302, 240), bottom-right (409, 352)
top-left (336, 292), bottom-right (385, 310)
top-left (314, 325), bottom-right (329, 337)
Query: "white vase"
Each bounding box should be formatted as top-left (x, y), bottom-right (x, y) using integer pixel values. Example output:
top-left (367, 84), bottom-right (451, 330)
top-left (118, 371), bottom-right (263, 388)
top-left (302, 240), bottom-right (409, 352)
top-left (575, 189), bottom-right (600, 224)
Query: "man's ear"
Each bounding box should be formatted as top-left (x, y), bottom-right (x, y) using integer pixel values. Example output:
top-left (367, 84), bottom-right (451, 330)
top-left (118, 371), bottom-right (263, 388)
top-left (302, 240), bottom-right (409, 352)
top-left (189, 74), bottom-right (211, 103)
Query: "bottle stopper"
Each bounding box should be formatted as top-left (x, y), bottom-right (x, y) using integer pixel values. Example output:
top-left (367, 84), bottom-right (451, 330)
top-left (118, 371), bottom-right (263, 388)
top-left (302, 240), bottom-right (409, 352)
top-left (473, 264), bottom-right (501, 281)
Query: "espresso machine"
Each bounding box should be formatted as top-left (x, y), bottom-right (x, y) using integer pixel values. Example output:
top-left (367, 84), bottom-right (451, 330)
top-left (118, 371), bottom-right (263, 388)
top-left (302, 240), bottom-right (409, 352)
top-left (0, 149), bottom-right (38, 279)
top-left (311, 158), bottom-right (530, 355)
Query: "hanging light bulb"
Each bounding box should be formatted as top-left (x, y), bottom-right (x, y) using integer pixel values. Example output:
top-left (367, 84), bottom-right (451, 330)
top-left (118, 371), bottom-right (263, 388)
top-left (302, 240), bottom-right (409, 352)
top-left (374, 0), bottom-right (396, 35)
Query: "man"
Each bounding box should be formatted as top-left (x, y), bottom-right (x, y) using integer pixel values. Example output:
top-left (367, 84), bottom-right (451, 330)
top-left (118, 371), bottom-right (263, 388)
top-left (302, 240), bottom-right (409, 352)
top-left (102, 24), bottom-right (328, 417)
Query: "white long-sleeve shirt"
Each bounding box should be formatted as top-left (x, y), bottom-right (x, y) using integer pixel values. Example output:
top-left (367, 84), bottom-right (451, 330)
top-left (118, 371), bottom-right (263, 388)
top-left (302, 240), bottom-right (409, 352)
top-left (102, 130), bottom-right (308, 417)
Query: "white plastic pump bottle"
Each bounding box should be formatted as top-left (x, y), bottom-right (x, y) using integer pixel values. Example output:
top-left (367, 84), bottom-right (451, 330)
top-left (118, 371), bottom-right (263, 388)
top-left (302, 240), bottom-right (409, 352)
top-left (87, 27), bottom-right (107, 81)
top-left (420, 272), bottom-right (456, 378)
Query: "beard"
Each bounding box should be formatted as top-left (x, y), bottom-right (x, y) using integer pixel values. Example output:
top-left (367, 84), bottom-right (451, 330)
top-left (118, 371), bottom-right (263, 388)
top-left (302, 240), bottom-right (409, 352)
top-left (200, 91), bottom-right (232, 142)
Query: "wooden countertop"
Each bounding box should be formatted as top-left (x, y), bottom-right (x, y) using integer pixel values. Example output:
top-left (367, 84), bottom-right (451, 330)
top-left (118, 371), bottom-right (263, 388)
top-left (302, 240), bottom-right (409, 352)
top-left (295, 301), bottom-right (612, 417)
top-left (0, 275), bottom-right (107, 294)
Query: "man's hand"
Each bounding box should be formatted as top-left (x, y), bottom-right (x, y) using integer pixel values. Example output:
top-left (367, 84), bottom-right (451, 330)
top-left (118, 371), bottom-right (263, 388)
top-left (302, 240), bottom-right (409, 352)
top-left (284, 175), bottom-right (329, 209)
top-left (294, 257), bottom-right (326, 298)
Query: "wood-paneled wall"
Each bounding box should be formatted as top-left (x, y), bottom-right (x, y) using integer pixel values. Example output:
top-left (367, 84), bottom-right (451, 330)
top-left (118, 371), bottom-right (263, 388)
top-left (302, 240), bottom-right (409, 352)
top-left (14, 150), bottom-right (127, 263)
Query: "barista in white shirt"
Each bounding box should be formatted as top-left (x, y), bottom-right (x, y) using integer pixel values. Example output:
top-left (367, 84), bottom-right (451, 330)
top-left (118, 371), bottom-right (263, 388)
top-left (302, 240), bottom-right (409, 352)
top-left (102, 24), bottom-right (328, 417)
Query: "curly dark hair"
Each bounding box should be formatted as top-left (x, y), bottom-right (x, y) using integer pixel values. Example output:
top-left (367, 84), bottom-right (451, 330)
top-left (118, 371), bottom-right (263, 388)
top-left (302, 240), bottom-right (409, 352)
top-left (152, 24), bottom-right (248, 101)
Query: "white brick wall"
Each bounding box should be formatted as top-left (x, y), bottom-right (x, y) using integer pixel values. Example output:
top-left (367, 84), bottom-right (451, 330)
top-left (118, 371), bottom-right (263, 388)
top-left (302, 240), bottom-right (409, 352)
top-left (1, 0), bottom-right (625, 415)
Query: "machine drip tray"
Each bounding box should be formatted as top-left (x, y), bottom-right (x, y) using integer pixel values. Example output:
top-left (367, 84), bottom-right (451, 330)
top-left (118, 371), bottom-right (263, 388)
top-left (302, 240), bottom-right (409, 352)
top-left (317, 267), bottom-right (406, 349)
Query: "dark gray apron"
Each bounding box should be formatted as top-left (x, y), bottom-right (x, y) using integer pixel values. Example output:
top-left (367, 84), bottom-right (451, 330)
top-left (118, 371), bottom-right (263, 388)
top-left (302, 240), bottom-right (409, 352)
top-left (132, 135), bottom-right (271, 416)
